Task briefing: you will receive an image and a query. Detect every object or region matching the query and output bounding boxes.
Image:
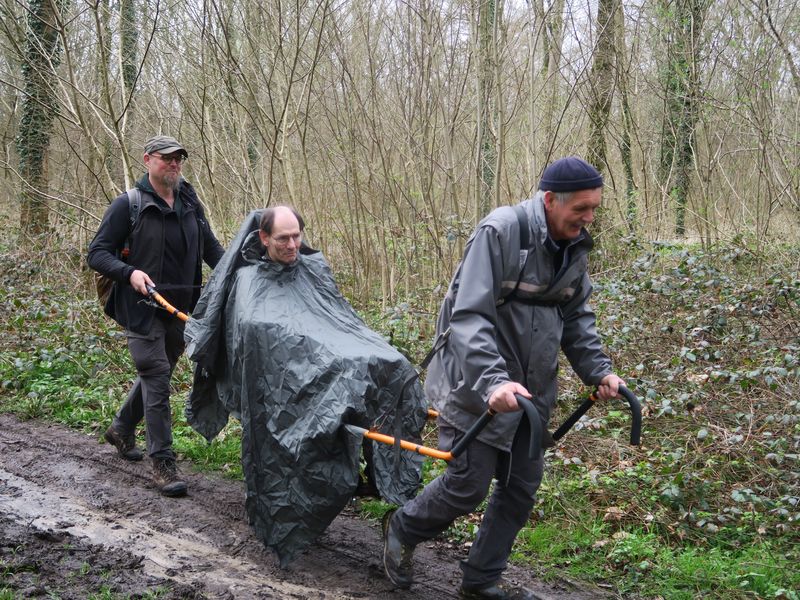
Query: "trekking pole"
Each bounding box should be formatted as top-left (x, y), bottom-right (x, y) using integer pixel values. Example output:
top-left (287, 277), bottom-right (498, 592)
top-left (551, 384), bottom-right (642, 446)
top-left (146, 284), bottom-right (190, 322)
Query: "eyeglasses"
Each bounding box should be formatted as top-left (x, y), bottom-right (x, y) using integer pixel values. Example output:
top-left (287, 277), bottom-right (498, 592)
top-left (151, 153), bottom-right (186, 165)
top-left (272, 233), bottom-right (302, 245)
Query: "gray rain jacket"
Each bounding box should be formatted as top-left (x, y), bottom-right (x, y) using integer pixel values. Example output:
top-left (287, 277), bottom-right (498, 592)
top-left (425, 192), bottom-right (612, 451)
top-left (183, 211), bottom-right (427, 565)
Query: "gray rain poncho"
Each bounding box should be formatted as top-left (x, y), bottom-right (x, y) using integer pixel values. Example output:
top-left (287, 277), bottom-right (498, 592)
top-left (184, 211), bottom-right (427, 565)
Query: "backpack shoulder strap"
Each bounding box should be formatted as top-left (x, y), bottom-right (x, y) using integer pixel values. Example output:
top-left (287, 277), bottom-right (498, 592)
top-left (187, 192), bottom-right (208, 259)
top-left (121, 188), bottom-right (142, 258)
top-left (127, 188), bottom-right (142, 228)
top-left (513, 204), bottom-right (529, 249)
top-left (497, 205), bottom-right (531, 307)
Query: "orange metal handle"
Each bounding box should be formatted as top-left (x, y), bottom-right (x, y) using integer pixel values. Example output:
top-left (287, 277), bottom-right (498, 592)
top-left (146, 285), bottom-right (190, 322)
top-left (352, 404), bottom-right (498, 462)
top-left (360, 428), bottom-right (453, 461)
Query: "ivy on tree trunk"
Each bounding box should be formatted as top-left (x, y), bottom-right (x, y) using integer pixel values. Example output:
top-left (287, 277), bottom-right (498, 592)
top-left (586, 0), bottom-right (619, 240)
top-left (16, 0), bottom-right (68, 243)
top-left (476, 0), bottom-right (499, 219)
top-left (657, 0), bottom-right (709, 237)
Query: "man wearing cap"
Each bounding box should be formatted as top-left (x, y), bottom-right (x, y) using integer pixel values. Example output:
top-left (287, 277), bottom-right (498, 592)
top-left (382, 156), bottom-right (625, 599)
top-left (88, 135), bottom-right (225, 497)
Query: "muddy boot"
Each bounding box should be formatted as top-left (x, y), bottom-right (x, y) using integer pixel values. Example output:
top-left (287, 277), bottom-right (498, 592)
top-left (382, 508), bottom-right (415, 589)
top-left (152, 457), bottom-right (187, 497)
top-left (104, 425), bottom-right (144, 461)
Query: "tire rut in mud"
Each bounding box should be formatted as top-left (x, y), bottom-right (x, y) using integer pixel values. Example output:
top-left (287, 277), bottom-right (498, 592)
top-left (0, 414), bottom-right (612, 599)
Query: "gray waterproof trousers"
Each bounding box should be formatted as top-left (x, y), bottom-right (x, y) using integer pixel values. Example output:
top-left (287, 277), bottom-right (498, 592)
top-left (393, 416), bottom-right (543, 589)
top-left (113, 317), bottom-right (185, 459)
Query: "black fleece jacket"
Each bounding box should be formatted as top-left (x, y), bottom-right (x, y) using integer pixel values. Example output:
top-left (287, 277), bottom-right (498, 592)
top-left (87, 175), bottom-right (225, 334)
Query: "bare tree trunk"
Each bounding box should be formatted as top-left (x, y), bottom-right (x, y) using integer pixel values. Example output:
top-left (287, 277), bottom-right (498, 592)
top-left (586, 0), bottom-right (618, 240)
top-left (586, 0), bottom-right (617, 175)
top-left (614, 0), bottom-right (637, 231)
top-left (118, 0), bottom-right (138, 186)
top-left (17, 0), bottom-right (68, 244)
top-left (540, 0), bottom-right (564, 161)
top-left (658, 0), bottom-right (709, 237)
top-left (476, 0), bottom-right (498, 219)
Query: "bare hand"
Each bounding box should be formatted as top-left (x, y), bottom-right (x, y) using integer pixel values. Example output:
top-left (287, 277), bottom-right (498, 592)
top-left (488, 381), bottom-right (531, 413)
top-left (596, 373), bottom-right (625, 401)
top-left (129, 270), bottom-right (155, 296)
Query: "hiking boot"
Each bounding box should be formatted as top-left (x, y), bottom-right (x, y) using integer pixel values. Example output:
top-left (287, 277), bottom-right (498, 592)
top-left (104, 425), bottom-right (143, 461)
top-left (382, 508), bottom-right (414, 589)
top-left (152, 457), bottom-right (187, 497)
top-left (459, 579), bottom-right (542, 600)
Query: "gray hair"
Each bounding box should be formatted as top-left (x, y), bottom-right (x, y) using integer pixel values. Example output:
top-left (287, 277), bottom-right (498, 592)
top-left (552, 191), bottom-right (575, 204)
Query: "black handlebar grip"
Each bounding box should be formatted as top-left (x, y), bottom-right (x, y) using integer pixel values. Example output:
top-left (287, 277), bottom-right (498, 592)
top-left (618, 385), bottom-right (642, 446)
top-left (553, 385), bottom-right (642, 446)
top-left (515, 395), bottom-right (543, 460)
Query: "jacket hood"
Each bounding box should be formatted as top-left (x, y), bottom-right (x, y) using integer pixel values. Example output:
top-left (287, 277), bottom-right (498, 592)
top-left (136, 173), bottom-right (158, 195)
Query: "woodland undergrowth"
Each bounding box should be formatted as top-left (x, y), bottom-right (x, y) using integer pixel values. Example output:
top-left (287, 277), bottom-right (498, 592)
top-left (0, 233), bottom-right (797, 599)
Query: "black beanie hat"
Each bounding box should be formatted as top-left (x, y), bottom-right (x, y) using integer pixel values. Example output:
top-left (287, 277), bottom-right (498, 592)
top-left (538, 156), bottom-right (603, 192)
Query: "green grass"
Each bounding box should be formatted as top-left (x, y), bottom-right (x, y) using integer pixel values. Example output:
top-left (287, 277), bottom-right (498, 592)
top-left (0, 344), bottom-right (243, 480)
top-left (510, 513), bottom-right (798, 599)
top-left (648, 543), bottom-right (797, 599)
top-left (1, 238), bottom-right (798, 599)
top-left (175, 419), bottom-right (243, 478)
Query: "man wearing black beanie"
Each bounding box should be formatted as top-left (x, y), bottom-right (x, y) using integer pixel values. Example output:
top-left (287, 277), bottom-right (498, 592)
top-left (382, 156), bottom-right (625, 599)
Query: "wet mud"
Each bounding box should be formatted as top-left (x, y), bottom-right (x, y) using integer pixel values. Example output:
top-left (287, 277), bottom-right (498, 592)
top-left (0, 414), bottom-right (613, 599)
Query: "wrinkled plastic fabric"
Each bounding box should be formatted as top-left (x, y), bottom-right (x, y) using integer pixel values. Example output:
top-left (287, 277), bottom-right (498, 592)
top-left (184, 211), bottom-right (427, 565)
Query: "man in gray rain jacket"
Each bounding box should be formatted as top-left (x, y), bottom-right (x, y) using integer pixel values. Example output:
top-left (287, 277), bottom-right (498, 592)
top-left (382, 156), bottom-right (626, 599)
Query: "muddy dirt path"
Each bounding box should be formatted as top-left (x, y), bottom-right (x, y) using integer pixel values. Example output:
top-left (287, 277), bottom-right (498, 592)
top-left (0, 414), bottom-right (615, 599)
